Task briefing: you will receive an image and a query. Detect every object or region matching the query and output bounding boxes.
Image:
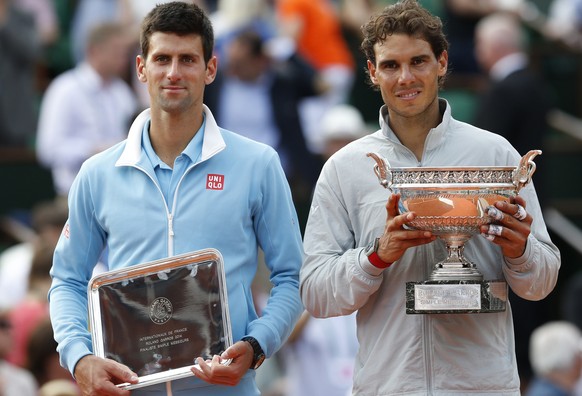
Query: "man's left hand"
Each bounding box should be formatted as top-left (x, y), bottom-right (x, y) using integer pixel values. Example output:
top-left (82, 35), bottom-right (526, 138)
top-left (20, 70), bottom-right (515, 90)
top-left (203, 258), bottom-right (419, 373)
top-left (191, 341), bottom-right (254, 386)
top-left (480, 195), bottom-right (532, 258)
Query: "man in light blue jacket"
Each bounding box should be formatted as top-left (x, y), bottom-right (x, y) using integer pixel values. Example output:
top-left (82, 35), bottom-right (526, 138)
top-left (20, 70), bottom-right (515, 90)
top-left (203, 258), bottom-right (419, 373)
top-left (48, 2), bottom-right (304, 395)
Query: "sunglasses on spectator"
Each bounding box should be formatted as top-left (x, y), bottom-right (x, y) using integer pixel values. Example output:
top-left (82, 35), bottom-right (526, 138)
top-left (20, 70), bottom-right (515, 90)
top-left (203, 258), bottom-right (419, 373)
top-left (0, 319), bottom-right (11, 330)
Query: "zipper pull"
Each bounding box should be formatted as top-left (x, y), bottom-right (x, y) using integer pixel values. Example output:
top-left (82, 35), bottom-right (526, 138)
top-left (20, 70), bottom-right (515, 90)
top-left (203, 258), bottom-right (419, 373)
top-left (168, 213), bottom-right (175, 236)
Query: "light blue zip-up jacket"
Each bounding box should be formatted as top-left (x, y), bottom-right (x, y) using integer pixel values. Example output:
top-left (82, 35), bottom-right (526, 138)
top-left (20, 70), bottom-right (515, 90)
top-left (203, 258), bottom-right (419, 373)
top-left (48, 106), bottom-right (304, 395)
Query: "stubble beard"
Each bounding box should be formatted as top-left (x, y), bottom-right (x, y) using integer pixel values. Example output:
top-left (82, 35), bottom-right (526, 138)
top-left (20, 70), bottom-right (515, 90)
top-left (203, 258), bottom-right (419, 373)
top-left (158, 94), bottom-right (194, 115)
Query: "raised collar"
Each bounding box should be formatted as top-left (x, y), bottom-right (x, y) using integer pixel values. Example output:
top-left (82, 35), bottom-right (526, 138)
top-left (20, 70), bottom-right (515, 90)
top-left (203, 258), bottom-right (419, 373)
top-left (115, 105), bottom-right (226, 167)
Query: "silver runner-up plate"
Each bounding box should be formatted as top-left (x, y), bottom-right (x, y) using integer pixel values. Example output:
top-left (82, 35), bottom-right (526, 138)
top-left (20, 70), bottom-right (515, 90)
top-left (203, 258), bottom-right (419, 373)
top-left (88, 248), bottom-right (232, 390)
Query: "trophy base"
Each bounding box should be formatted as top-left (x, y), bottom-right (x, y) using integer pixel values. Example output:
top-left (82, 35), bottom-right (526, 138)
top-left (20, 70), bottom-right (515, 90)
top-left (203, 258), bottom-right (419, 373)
top-left (406, 280), bottom-right (507, 314)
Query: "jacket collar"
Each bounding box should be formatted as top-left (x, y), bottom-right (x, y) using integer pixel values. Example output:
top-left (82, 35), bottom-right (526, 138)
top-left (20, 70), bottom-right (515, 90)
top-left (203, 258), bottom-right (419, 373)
top-left (115, 104), bottom-right (226, 167)
top-left (379, 98), bottom-right (451, 152)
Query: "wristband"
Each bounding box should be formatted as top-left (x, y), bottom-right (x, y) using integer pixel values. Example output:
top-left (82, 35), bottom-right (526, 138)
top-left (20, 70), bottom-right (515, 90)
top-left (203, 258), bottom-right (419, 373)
top-left (365, 238), bottom-right (393, 269)
top-left (367, 251), bottom-right (393, 269)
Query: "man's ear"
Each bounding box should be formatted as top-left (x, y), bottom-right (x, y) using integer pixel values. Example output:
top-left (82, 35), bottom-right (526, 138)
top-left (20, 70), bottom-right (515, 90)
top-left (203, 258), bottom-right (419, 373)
top-left (367, 59), bottom-right (378, 85)
top-left (136, 55), bottom-right (147, 83)
top-left (437, 50), bottom-right (448, 77)
top-left (205, 56), bottom-right (218, 85)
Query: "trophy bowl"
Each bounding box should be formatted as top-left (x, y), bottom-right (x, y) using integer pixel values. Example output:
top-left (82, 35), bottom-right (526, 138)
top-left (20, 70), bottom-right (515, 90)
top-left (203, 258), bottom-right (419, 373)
top-left (367, 150), bottom-right (541, 282)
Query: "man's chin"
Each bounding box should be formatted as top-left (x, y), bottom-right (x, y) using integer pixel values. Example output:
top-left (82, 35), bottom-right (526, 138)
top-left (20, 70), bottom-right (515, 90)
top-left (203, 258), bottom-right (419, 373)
top-left (158, 101), bottom-right (191, 114)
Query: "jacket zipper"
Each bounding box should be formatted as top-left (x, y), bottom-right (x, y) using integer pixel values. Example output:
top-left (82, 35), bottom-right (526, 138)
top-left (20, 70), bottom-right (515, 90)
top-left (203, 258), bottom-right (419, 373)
top-left (167, 213), bottom-right (175, 256)
top-left (131, 165), bottom-right (173, 256)
top-left (388, 120), bottom-right (435, 392)
top-left (133, 154), bottom-right (213, 257)
top-left (167, 162), bottom-right (201, 256)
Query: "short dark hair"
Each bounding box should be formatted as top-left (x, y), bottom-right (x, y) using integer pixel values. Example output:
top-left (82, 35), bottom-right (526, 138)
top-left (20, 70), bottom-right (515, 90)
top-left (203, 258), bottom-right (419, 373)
top-left (140, 1), bottom-right (214, 64)
top-left (360, 0), bottom-right (448, 86)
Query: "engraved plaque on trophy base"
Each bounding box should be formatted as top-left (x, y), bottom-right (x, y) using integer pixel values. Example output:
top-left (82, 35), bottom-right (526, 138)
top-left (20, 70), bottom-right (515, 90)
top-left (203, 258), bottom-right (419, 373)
top-left (405, 280), bottom-right (507, 314)
top-left (88, 249), bottom-right (232, 390)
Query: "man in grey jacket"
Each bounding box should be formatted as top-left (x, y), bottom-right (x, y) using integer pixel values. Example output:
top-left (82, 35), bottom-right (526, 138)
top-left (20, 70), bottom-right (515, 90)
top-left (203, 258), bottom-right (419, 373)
top-left (300, 0), bottom-right (561, 395)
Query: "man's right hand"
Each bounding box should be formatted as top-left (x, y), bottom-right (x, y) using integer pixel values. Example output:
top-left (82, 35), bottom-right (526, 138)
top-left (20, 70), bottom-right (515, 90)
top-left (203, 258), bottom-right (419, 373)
top-left (74, 355), bottom-right (138, 396)
top-left (376, 194), bottom-right (437, 263)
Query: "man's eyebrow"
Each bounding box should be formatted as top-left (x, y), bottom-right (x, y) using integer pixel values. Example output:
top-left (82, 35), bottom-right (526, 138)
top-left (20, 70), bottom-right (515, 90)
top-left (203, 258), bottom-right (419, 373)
top-left (378, 53), bottom-right (432, 65)
top-left (408, 53), bottom-right (432, 61)
top-left (150, 48), bottom-right (200, 56)
top-left (377, 58), bottom-right (397, 66)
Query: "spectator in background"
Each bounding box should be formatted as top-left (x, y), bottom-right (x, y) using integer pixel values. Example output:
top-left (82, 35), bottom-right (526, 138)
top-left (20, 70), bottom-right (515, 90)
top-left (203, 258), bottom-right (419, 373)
top-left (442, 0), bottom-right (525, 80)
top-left (5, 241), bottom-right (53, 367)
top-left (26, 318), bottom-right (75, 390)
top-left (69, 0), bottom-right (122, 64)
top-left (204, 28), bottom-right (324, 203)
top-left (473, 11), bottom-right (552, 223)
top-left (36, 22), bottom-right (138, 198)
top-left (0, 199), bottom-right (68, 312)
top-left (0, 0), bottom-right (41, 148)
top-left (17, 0), bottom-right (59, 46)
top-left (544, 0), bottom-right (582, 49)
top-left (210, 0), bottom-right (275, 62)
top-left (561, 271), bottom-right (582, 331)
top-left (275, 0), bottom-right (355, 155)
top-left (525, 321), bottom-right (582, 396)
top-left (38, 0), bottom-right (77, 86)
top-left (319, 103), bottom-right (369, 161)
top-left (38, 379), bottom-right (80, 396)
top-left (281, 311), bottom-right (358, 396)
top-left (0, 310), bottom-right (38, 396)
top-left (473, 12), bottom-right (552, 162)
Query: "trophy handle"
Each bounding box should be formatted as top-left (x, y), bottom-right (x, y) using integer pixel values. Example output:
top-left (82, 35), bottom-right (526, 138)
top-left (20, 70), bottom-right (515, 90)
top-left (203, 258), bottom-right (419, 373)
top-left (367, 152), bottom-right (392, 189)
top-left (513, 149), bottom-right (542, 192)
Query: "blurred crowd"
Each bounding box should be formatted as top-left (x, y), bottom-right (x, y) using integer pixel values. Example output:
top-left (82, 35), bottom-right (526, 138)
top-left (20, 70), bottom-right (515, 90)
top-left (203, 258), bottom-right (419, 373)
top-left (1, 0), bottom-right (582, 395)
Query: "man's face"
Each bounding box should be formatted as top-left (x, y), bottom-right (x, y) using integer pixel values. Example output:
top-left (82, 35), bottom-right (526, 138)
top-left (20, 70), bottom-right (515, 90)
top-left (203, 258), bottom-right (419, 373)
top-left (474, 29), bottom-right (496, 73)
top-left (92, 35), bottom-right (132, 79)
top-left (225, 40), bottom-right (266, 82)
top-left (367, 34), bottom-right (448, 121)
top-left (136, 32), bottom-right (217, 114)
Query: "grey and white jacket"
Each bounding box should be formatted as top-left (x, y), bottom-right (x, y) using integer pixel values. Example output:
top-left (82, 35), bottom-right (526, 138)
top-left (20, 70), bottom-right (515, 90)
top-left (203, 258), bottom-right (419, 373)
top-left (301, 100), bottom-right (560, 395)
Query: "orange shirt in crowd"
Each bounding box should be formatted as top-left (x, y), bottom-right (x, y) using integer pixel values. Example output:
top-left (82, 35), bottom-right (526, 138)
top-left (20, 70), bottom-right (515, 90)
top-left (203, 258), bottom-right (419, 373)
top-left (277, 0), bottom-right (355, 70)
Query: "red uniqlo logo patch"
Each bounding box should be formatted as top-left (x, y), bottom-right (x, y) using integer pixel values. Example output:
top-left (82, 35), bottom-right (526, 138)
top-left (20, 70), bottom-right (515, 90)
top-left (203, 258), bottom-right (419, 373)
top-left (206, 174), bottom-right (224, 190)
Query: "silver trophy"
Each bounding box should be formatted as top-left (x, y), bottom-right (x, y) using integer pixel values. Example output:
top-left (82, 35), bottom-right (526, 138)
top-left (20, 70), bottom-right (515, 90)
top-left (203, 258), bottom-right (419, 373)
top-left (88, 248), bottom-right (233, 389)
top-left (367, 150), bottom-right (541, 314)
